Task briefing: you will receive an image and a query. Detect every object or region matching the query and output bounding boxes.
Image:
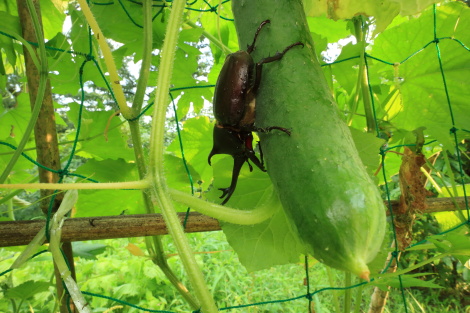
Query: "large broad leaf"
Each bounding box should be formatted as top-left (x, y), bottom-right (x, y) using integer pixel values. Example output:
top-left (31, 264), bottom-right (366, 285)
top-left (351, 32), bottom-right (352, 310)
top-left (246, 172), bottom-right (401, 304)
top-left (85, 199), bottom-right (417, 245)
top-left (350, 128), bottom-right (385, 176)
top-left (90, 2), bottom-right (144, 48)
top-left (74, 189), bottom-right (144, 217)
top-left (303, 0), bottom-right (441, 34)
top-left (0, 11), bottom-right (20, 68)
top-left (370, 2), bottom-right (470, 150)
top-left (41, 0), bottom-right (66, 40)
top-left (167, 116), bottom-right (214, 192)
top-left (73, 158), bottom-right (144, 216)
top-left (427, 227), bottom-right (470, 265)
top-left (203, 150), bottom-right (305, 272)
top-left (164, 153), bottom-right (202, 209)
top-left (72, 242), bottom-right (108, 260)
top-left (4, 281), bottom-right (51, 300)
top-left (407, 226), bottom-right (470, 264)
top-left (371, 273), bottom-right (443, 291)
top-left (222, 200), bottom-right (305, 272)
top-left (0, 93), bottom-right (31, 141)
top-left (0, 138), bottom-right (37, 184)
top-left (67, 104), bottom-right (135, 161)
top-left (74, 158), bottom-right (138, 182)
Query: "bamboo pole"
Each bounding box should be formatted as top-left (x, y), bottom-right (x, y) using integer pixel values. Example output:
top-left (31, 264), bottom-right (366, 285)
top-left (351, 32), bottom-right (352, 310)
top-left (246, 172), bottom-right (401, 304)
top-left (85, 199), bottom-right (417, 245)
top-left (0, 197), bottom-right (466, 247)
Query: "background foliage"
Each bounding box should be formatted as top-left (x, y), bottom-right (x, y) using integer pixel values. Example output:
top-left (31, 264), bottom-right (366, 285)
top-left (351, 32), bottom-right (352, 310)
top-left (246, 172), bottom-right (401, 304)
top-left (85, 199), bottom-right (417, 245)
top-left (0, 0), bottom-right (469, 312)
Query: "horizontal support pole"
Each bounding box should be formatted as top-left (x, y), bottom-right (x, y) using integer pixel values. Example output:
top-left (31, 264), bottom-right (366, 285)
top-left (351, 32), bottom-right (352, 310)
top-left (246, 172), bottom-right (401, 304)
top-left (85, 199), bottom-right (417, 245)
top-left (0, 197), bottom-right (467, 247)
top-left (0, 212), bottom-right (220, 247)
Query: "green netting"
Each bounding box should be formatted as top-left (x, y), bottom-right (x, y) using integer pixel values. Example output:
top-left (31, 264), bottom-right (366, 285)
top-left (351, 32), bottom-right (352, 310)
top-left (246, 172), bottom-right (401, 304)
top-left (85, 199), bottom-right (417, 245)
top-left (0, 1), bottom-right (469, 312)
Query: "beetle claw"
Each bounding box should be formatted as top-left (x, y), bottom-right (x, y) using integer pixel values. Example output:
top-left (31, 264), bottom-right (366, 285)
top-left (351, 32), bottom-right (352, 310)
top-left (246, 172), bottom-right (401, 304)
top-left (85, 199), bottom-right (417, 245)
top-left (218, 188), bottom-right (233, 205)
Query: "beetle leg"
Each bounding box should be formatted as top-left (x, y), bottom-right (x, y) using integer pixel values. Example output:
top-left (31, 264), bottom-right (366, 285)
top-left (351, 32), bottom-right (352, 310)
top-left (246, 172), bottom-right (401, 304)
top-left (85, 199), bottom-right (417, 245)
top-left (242, 132), bottom-right (266, 172)
top-left (252, 42), bottom-right (304, 93)
top-left (247, 20), bottom-right (271, 54)
top-left (246, 159), bottom-right (254, 172)
top-left (219, 155), bottom-right (246, 205)
top-left (246, 150), bottom-right (267, 172)
top-left (254, 126), bottom-right (291, 136)
top-left (257, 141), bottom-right (265, 167)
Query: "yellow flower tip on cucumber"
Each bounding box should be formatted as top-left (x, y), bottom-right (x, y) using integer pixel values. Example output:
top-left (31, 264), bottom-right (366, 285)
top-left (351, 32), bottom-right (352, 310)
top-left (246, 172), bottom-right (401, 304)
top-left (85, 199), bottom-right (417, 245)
top-left (359, 270), bottom-right (371, 282)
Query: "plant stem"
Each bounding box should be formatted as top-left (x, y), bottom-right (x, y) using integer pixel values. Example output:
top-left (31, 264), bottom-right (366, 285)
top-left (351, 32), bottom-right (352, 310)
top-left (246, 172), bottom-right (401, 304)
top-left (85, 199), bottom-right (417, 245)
top-left (48, 191), bottom-right (90, 313)
top-left (148, 1), bottom-right (218, 312)
top-left (349, 16), bottom-right (375, 133)
top-left (169, 187), bottom-right (278, 224)
top-left (343, 272), bottom-right (352, 313)
top-left (326, 267), bottom-right (341, 313)
top-left (0, 180), bottom-right (150, 190)
top-left (76, 0), bottom-right (131, 119)
top-left (353, 283), bottom-right (363, 313)
top-left (131, 0), bottom-right (152, 116)
top-left (7, 197), bottom-right (14, 221)
top-left (0, 0), bottom-right (47, 185)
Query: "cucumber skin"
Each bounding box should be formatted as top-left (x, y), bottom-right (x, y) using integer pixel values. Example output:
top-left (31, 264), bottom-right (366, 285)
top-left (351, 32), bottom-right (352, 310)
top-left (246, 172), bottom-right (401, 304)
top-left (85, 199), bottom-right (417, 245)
top-left (232, 0), bottom-right (386, 277)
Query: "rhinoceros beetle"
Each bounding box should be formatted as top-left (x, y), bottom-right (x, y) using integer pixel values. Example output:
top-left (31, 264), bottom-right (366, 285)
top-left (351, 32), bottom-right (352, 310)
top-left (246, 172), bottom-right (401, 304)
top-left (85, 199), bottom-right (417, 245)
top-left (208, 20), bottom-right (303, 205)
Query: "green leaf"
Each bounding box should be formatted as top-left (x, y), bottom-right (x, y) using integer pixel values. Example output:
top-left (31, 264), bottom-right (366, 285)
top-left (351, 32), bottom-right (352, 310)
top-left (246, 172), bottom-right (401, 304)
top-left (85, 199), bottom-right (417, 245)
top-left (370, 2), bottom-right (470, 150)
top-left (221, 185), bottom-right (304, 272)
top-left (167, 116), bottom-right (214, 191)
top-left (73, 159), bottom-right (144, 217)
top-left (0, 138), bottom-right (37, 184)
top-left (48, 52), bottom-right (82, 95)
top-left (113, 282), bottom-right (141, 298)
top-left (4, 281), bottom-right (51, 300)
top-left (74, 158), bottom-right (138, 182)
top-left (330, 43), bottom-right (361, 92)
top-left (70, 9), bottom-right (91, 55)
top-left (72, 242), bottom-right (108, 260)
top-left (74, 189), bottom-right (144, 217)
top-left (173, 85), bottom-right (213, 120)
top-left (0, 93), bottom-right (32, 141)
top-left (350, 127), bottom-right (385, 176)
top-left (41, 0), bottom-right (66, 40)
top-left (371, 273), bottom-right (443, 291)
top-left (303, 0), bottom-right (401, 34)
top-left (171, 46), bottom-right (200, 87)
top-left (91, 2), bottom-right (143, 47)
top-left (205, 150), bottom-right (304, 271)
top-left (302, 0), bottom-right (440, 34)
top-left (67, 104), bottom-right (135, 161)
top-left (427, 229), bottom-right (470, 256)
top-left (46, 32), bottom-right (71, 59)
top-left (179, 27), bottom-right (204, 43)
top-left (307, 15), bottom-right (350, 44)
top-left (164, 153), bottom-right (201, 196)
top-left (0, 12), bottom-right (20, 67)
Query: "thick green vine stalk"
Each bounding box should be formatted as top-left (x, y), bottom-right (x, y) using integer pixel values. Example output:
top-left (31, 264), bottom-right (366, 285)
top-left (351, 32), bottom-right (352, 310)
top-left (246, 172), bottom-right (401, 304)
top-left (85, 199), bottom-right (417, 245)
top-left (148, 1), bottom-right (218, 312)
top-left (128, 0), bottom-right (199, 308)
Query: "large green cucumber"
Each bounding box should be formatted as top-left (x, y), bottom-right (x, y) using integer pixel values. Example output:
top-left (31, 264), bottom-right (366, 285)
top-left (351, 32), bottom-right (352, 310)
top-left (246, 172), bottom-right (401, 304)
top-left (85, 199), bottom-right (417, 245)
top-left (232, 0), bottom-right (386, 279)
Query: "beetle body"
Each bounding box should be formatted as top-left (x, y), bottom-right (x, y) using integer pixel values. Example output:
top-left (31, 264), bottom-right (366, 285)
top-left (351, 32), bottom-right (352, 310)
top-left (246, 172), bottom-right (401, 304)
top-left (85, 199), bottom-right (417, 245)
top-left (209, 20), bottom-right (303, 204)
top-left (213, 51), bottom-right (256, 131)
